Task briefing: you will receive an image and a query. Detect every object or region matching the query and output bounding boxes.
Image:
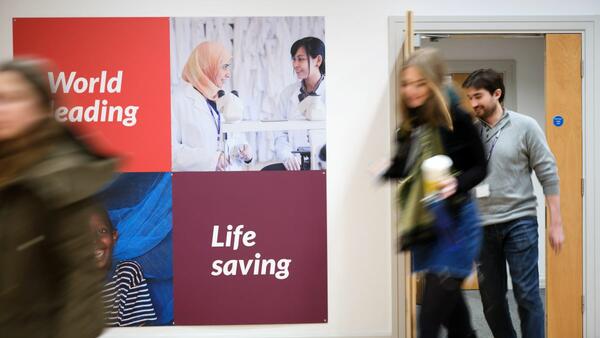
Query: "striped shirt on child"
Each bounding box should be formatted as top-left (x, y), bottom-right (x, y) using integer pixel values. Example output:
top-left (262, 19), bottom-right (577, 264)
top-left (102, 260), bottom-right (157, 326)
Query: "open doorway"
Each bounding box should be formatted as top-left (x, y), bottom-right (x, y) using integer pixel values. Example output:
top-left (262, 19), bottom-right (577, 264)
top-left (422, 34), bottom-right (549, 338)
top-left (388, 17), bottom-right (592, 338)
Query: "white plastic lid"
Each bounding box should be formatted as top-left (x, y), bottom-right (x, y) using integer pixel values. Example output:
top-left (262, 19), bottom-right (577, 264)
top-left (421, 155), bottom-right (453, 182)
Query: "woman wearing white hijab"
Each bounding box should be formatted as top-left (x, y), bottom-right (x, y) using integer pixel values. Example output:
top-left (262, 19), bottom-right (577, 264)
top-left (172, 41), bottom-right (252, 171)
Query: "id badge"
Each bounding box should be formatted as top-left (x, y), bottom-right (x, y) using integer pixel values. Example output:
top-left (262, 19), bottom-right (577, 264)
top-left (474, 183), bottom-right (490, 198)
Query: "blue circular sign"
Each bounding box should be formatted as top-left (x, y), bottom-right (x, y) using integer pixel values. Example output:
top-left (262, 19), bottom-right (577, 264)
top-left (553, 115), bottom-right (564, 127)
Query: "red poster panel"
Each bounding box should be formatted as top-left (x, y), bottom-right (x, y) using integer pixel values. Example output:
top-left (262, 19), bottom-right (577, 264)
top-left (13, 18), bottom-right (171, 172)
top-left (172, 171), bottom-right (327, 324)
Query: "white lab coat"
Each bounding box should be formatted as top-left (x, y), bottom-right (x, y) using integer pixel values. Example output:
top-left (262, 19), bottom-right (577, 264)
top-left (275, 78), bottom-right (326, 169)
top-left (172, 82), bottom-right (222, 171)
top-left (279, 78), bottom-right (326, 120)
top-left (170, 17), bottom-right (325, 165)
top-left (172, 82), bottom-right (250, 171)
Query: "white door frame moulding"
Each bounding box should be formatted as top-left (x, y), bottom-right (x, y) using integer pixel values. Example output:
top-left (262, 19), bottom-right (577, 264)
top-left (388, 15), bottom-right (599, 338)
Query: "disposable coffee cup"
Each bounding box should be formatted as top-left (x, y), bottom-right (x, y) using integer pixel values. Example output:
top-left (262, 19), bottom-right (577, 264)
top-left (421, 155), bottom-right (453, 195)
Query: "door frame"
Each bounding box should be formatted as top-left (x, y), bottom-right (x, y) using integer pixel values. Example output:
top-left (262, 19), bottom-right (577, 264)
top-left (387, 15), bottom-right (600, 338)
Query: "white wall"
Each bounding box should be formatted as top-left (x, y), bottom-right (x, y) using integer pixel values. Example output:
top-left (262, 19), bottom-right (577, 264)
top-left (1, 1), bottom-right (599, 338)
top-left (424, 37), bottom-right (545, 124)
top-left (423, 36), bottom-right (548, 286)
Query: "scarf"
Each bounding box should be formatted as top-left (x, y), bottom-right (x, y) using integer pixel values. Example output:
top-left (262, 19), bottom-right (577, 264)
top-left (396, 126), bottom-right (446, 251)
top-left (182, 41), bottom-right (231, 101)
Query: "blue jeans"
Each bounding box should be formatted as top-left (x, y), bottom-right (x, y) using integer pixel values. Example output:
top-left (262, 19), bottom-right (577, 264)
top-left (477, 216), bottom-right (544, 338)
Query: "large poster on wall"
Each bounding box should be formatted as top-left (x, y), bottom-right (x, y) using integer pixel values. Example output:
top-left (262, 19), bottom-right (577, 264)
top-left (170, 17), bottom-right (326, 173)
top-left (97, 172), bottom-right (173, 326)
top-left (13, 16), bottom-right (327, 326)
top-left (12, 18), bottom-right (172, 172)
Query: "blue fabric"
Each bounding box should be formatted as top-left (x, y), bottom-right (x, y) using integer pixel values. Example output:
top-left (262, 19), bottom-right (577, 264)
top-left (426, 196), bottom-right (456, 240)
top-left (146, 278), bottom-right (173, 325)
top-left (131, 231), bottom-right (173, 325)
top-left (412, 198), bottom-right (482, 278)
top-left (132, 230), bottom-right (173, 279)
top-left (105, 173), bottom-right (172, 260)
top-left (476, 216), bottom-right (544, 338)
top-left (99, 172), bottom-right (173, 326)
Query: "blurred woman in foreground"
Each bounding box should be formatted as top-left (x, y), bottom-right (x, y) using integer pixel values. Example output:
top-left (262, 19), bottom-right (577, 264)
top-left (0, 58), bottom-right (116, 338)
top-left (382, 48), bottom-right (487, 338)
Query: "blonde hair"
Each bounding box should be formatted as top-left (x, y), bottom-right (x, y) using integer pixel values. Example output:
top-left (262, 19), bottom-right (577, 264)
top-left (400, 47), bottom-right (453, 131)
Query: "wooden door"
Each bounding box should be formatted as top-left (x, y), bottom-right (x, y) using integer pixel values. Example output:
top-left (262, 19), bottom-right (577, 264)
top-left (545, 33), bottom-right (583, 338)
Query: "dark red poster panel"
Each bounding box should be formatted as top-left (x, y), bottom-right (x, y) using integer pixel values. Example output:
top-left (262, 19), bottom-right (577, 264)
top-left (12, 18), bottom-right (171, 172)
top-left (172, 171), bottom-right (327, 325)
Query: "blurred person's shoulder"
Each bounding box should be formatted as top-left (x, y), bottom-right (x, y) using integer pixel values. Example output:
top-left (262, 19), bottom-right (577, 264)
top-left (20, 118), bottom-right (117, 209)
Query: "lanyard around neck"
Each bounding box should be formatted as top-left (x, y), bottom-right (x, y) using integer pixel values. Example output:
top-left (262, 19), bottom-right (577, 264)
top-left (299, 74), bottom-right (324, 102)
top-left (483, 129), bottom-right (502, 162)
top-left (207, 101), bottom-right (221, 141)
top-left (480, 123), bottom-right (508, 162)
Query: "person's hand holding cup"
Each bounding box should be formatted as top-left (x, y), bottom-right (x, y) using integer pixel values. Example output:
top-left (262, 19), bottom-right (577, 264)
top-left (421, 155), bottom-right (455, 199)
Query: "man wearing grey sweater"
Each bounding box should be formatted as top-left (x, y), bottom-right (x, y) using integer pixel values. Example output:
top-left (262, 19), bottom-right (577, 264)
top-left (462, 69), bottom-right (565, 338)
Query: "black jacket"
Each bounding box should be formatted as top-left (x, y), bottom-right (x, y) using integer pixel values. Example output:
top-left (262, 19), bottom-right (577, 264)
top-left (384, 106), bottom-right (487, 199)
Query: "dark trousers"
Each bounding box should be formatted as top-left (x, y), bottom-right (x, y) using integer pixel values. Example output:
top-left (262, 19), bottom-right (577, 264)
top-left (477, 217), bottom-right (544, 338)
top-left (419, 273), bottom-right (477, 338)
